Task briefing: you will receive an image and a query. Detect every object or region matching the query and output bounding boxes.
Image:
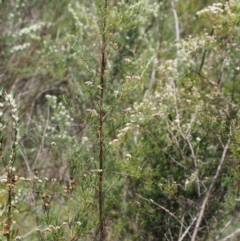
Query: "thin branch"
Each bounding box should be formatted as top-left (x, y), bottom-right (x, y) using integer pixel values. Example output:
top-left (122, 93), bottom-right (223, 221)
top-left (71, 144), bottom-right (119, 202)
top-left (214, 217), bottom-right (234, 241)
top-left (170, 0), bottom-right (180, 47)
top-left (198, 28), bottom-right (214, 75)
top-left (98, 0), bottom-right (108, 240)
top-left (170, 0), bottom-right (180, 87)
top-left (135, 193), bottom-right (192, 239)
top-left (179, 214), bottom-right (198, 241)
top-left (169, 155), bottom-right (186, 169)
top-left (191, 138), bottom-right (230, 241)
top-left (219, 228), bottom-right (240, 241)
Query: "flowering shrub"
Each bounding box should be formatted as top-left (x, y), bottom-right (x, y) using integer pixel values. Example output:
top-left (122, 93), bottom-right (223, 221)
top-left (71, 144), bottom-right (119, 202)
top-left (1, 0), bottom-right (240, 240)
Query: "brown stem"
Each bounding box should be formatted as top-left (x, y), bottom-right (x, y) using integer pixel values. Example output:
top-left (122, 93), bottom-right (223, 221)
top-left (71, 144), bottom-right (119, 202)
top-left (6, 184), bottom-right (12, 241)
top-left (198, 28), bottom-right (214, 75)
top-left (99, 0), bottom-right (108, 240)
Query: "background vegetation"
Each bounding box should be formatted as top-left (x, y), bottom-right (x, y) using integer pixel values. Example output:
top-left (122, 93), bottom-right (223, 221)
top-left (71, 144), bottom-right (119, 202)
top-left (1, 0), bottom-right (240, 240)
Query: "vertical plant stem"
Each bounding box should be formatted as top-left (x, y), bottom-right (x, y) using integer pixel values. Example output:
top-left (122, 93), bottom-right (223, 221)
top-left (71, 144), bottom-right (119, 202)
top-left (6, 183), bottom-right (13, 241)
top-left (99, 0), bottom-right (108, 240)
top-left (198, 28), bottom-right (214, 75)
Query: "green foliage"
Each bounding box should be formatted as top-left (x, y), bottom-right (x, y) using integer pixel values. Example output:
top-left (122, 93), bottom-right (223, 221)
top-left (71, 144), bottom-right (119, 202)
top-left (1, 0), bottom-right (240, 240)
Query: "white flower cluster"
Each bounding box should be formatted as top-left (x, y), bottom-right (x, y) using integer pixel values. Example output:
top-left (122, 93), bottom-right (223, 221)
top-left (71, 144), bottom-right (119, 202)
top-left (114, 90), bottom-right (119, 98)
top-left (178, 35), bottom-right (216, 65)
top-left (85, 81), bottom-right (93, 87)
top-left (17, 22), bottom-right (45, 36)
top-left (125, 153), bottom-right (132, 159)
top-left (62, 221), bottom-right (82, 226)
top-left (10, 22), bottom-right (47, 53)
top-left (124, 58), bottom-right (132, 63)
top-left (10, 42), bottom-right (31, 53)
top-left (110, 123), bottom-right (131, 146)
top-left (45, 95), bottom-right (74, 141)
top-left (68, 3), bottom-right (83, 28)
top-left (37, 225), bottom-right (61, 233)
top-left (196, 3), bottom-right (223, 16)
top-left (2, 93), bottom-right (21, 166)
top-left (86, 108), bottom-right (99, 117)
top-left (15, 236), bottom-right (23, 241)
top-left (11, 188), bottom-right (22, 206)
top-left (109, 93), bottom-right (170, 146)
top-left (185, 169), bottom-right (199, 189)
top-left (68, 2), bottom-right (97, 35)
top-left (90, 169), bottom-right (102, 173)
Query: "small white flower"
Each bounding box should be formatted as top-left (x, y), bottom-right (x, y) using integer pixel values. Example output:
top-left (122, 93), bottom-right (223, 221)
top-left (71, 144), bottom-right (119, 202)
top-left (82, 136), bottom-right (88, 143)
top-left (196, 137), bottom-right (201, 142)
top-left (125, 154), bottom-right (132, 159)
top-left (133, 76), bottom-right (141, 80)
top-left (109, 139), bottom-right (118, 145)
top-left (117, 133), bottom-right (124, 138)
top-left (85, 81), bottom-right (93, 87)
top-left (114, 90), bottom-right (119, 97)
top-left (12, 114), bottom-right (19, 122)
top-left (0, 123), bottom-right (6, 131)
top-left (12, 108), bottom-right (18, 113)
top-left (124, 58), bottom-right (131, 63)
top-left (91, 109), bottom-right (99, 117)
top-left (15, 236), bottom-right (23, 240)
top-left (51, 142), bottom-right (56, 147)
top-left (121, 126), bottom-right (131, 132)
top-left (185, 179), bottom-right (190, 187)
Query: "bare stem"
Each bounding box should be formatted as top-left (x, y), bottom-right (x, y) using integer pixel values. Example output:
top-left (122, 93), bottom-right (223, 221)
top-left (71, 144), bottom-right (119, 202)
top-left (191, 139), bottom-right (230, 241)
top-left (135, 193), bottom-right (192, 239)
top-left (99, 0), bottom-right (108, 240)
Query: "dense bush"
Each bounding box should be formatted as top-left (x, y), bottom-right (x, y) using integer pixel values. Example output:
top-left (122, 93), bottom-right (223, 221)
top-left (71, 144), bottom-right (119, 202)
top-left (1, 0), bottom-right (240, 240)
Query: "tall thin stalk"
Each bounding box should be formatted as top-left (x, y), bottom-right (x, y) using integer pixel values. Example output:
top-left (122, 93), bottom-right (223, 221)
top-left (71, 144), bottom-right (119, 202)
top-left (99, 0), bottom-right (108, 240)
